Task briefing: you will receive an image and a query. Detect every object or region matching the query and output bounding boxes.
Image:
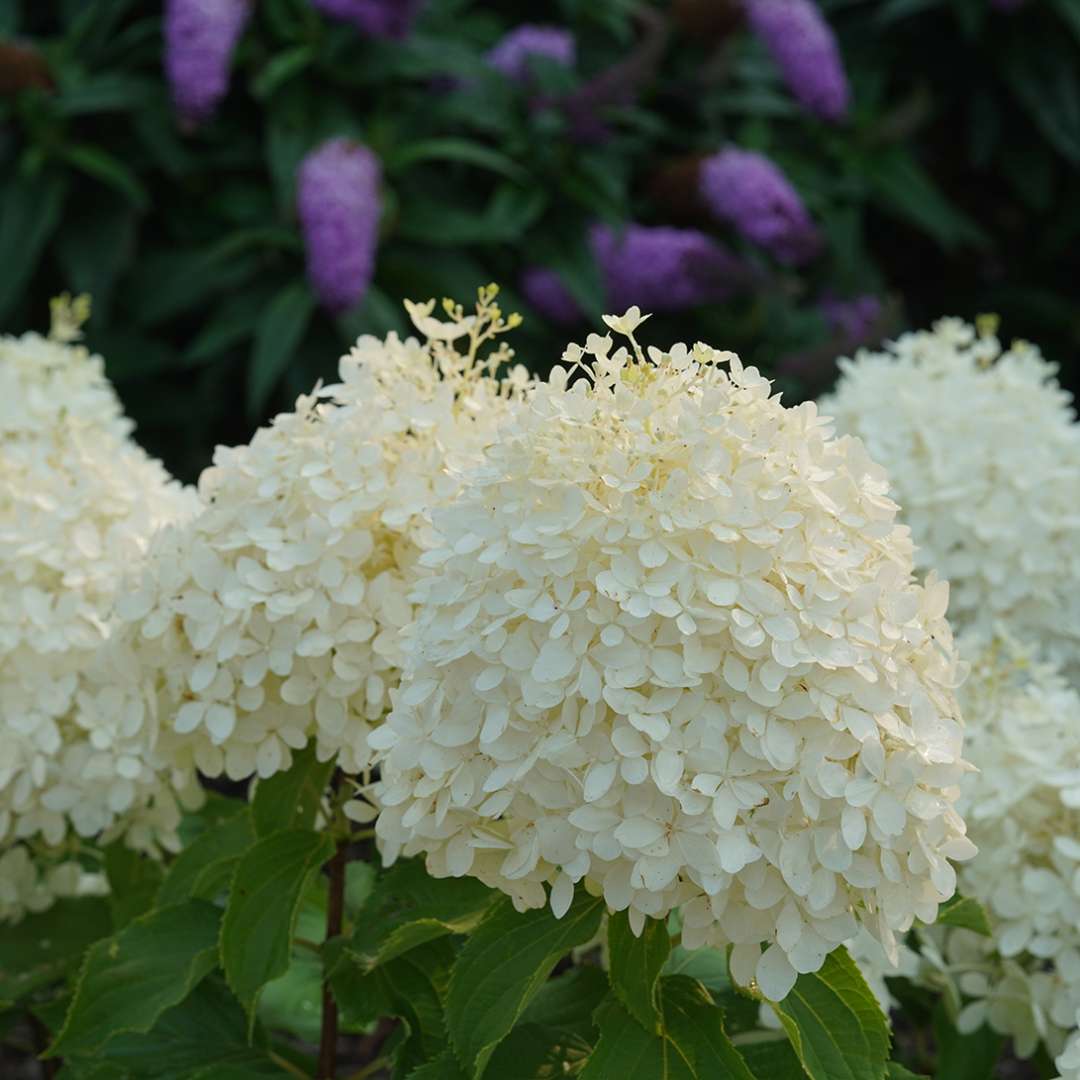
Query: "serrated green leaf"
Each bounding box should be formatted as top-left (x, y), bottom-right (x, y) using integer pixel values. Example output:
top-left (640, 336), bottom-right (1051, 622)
top-left (934, 895), bottom-right (993, 937)
top-left (0, 167), bottom-right (68, 323)
top-left (250, 743), bottom-right (334, 837)
top-left (345, 859), bottom-right (497, 970)
top-left (662, 945), bottom-right (731, 995)
top-left (158, 810), bottom-right (255, 907)
top-left (608, 910), bottom-right (671, 1032)
top-left (769, 947), bottom-right (890, 1080)
top-left (103, 844), bottom-right (164, 928)
top-left (482, 1022), bottom-right (593, 1079)
top-left (408, 1051), bottom-right (468, 1080)
top-left (219, 828), bottom-right (334, 1026)
top-left (886, 1064), bottom-right (928, 1079)
top-left (736, 1036), bottom-right (807, 1078)
top-left (581, 977), bottom-right (755, 1080)
top-left (446, 891), bottom-right (605, 1077)
top-left (247, 281), bottom-right (316, 418)
top-left (0, 897), bottom-right (112, 1004)
top-left (48, 900), bottom-right (221, 1057)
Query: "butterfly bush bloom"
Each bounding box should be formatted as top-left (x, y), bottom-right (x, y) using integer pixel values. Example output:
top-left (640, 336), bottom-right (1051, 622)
top-left (297, 138), bottom-right (382, 313)
top-left (521, 224), bottom-right (745, 325)
top-left (821, 294), bottom-right (882, 344)
top-left (164, 0), bottom-right (252, 125)
top-left (820, 318), bottom-right (1080, 665)
top-left (700, 148), bottom-right (822, 265)
top-left (115, 289), bottom-right (531, 784)
top-left (0, 300), bottom-right (201, 920)
top-left (487, 24), bottom-right (576, 82)
top-left (309, 0), bottom-right (424, 38)
top-left (909, 635), bottom-right (1080, 1063)
top-left (745, 0), bottom-right (850, 121)
top-left (372, 308), bottom-right (973, 1003)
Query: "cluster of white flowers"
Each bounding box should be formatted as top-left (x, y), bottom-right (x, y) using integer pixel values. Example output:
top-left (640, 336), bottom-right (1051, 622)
top-left (1059, 1022), bottom-right (1080, 1080)
top-left (0, 845), bottom-right (107, 925)
top-left (820, 317), bottom-right (1080, 666)
top-left (0, 299), bottom-right (202, 920)
top-left (914, 634), bottom-right (1080, 1060)
top-left (372, 309), bottom-right (974, 1002)
top-left (114, 288), bottom-right (531, 783)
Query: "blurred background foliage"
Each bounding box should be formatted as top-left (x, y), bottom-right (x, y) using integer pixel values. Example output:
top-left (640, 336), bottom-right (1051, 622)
top-left (1, 0), bottom-right (1078, 483)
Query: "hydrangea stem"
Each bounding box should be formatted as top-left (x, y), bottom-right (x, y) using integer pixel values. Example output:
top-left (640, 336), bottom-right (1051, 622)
top-left (318, 838), bottom-right (348, 1079)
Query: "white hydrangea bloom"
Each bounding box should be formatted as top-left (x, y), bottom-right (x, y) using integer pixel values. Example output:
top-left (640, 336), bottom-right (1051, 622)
top-left (0, 304), bottom-right (202, 910)
top-left (373, 314), bottom-right (974, 1002)
top-left (918, 634), bottom-right (1080, 1060)
top-left (820, 318), bottom-right (1080, 664)
top-left (115, 289), bottom-right (531, 782)
top-left (1058, 1021), bottom-right (1080, 1080)
top-left (0, 843), bottom-right (107, 924)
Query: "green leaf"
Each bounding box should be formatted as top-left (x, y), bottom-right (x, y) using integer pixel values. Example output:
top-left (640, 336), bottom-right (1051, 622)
top-left (861, 148), bottom-right (988, 252)
top-left (247, 281), bottom-right (316, 418)
top-left (103, 844), bottom-right (164, 928)
top-left (251, 743), bottom-right (334, 838)
top-left (252, 45), bottom-right (315, 100)
top-left (1003, 32), bottom-right (1080, 165)
top-left (662, 946), bottom-right (731, 996)
top-left (768, 947), bottom-right (890, 1080)
top-left (737, 1037), bottom-right (808, 1078)
top-left (55, 74), bottom-right (156, 115)
top-left (397, 183), bottom-right (548, 246)
top-left (408, 1051), bottom-right (469, 1080)
top-left (581, 977), bottom-right (755, 1080)
top-left (518, 965), bottom-right (610, 1036)
top-left (0, 167), bottom-right (68, 323)
top-left (186, 286), bottom-right (279, 366)
top-left (482, 1022), bottom-right (593, 1079)
top-left (446, 891), bottom-right (605, 1077)
top-left (219, 828), bottom-right (334, 1026)
top-left (387, 138), bottom-right (528, 182)
top-left (607, 911), bottom-right (671, 1032)
top-left (0, 897), bottom-right (112, 1004)
top-left (48, 900), bottom-right (221, 1058)
top-left (157, 809), bottom-right (255, 907)
top-left (886, 1065), bottom-right (929, 1079)
top-left (933, 895), bottom-right (993, 937)
top-left (59, 143), bottom-right (149, 210)
top-left (345, 859), bottom-right (498, 971)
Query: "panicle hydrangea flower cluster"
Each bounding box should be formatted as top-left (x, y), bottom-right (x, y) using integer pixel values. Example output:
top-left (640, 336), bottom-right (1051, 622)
top-left (0, 299), bottom-right (202, 920)
top-left (744, 0), bottom-right (850, 122)
top-left (521, 223), bottom-right (746, 326)
top-left (309, 0), bottom-right (425, 38)
top-left (700, 148), bottom-right (822, 265)
top-left (486, 24), bottom-right (576, 82)
top-left (910, 635), bottom-right (1080, 1062)
top-left (820, 317), bottom-right (1080, 666)
top-left (1059, 1024), bottom-right (1080, 1080)
top-left (163, 0), bottom-right (252, 125)
top-left (297, 138), bottom-right (382, 313)
top-left (372, 307), bottom-right (974, 1002)
top-left (114, 288), bottom-right (531, 785)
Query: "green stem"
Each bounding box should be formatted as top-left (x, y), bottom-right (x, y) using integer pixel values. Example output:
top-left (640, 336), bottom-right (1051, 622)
top-left (317, 838), bottom-right (347, 1078)
top-left (268, 1050), bottom-right (312, 1080)
top-left (344, 1057), bottom-right (390, 1080)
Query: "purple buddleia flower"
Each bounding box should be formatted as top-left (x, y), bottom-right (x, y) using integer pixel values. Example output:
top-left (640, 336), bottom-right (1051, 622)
top-left (309, 0), bottom-right (424, 39)
top-left (820, 293), bottom-right (882, 342)
top-left (745, 0), bottom-right (849, 122)
top-left (486, 25), bottom-right (576, 83)
top-left (699, 147), bottom-right (822, 265)
top-left (297, 139), bottom-right (382, 313)
top-left (521, 223), bottom-right (747, 324)
top-left (164, 0), bottom-right (252, 126)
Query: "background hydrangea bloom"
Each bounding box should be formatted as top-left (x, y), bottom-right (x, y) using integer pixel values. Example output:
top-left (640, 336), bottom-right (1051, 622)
top-left (0, 305), bottom-right (202, 920)
top-left (115, 291), bottom-right (530, 783)
top-left (744, 0), bottom-right (850, 121)
top-left (820, 318), bottom-right (1080, 665)
top-left (700, 148), bottom-right (822, 265)
top-left (521, 223), bottom-right (746, 325)
top-left (309, 0), bottom-right (424, 38)
top-left (372, 310), bottom-right (973, 1002)
top-left (297, 138), bottom-right (382, 313)
top-left (163, 0), bottom-right (252, 125)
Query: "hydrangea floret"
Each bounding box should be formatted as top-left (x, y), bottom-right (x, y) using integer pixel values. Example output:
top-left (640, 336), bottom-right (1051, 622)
top-left (372, 306), bottom-right (974, 1002)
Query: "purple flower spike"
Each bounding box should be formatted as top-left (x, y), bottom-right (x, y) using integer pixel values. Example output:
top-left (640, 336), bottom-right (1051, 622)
top-left (745, 0), bottom-right (849, 122)
top-left (591, 224), bottom-right (744, 313)
top-left (820, 293), bottom-right (882, 342)
top-left (164, 0), bottom-right (253, 126)
top-left (297, 139), bottom-right (382, 313)
top-left (309, 0), bottom-right (425, 39)
top-left (699, 147), bottom-right (822, 265)
top-left (486, 24), bottom-right (576, 83)
top-left (521, 267), bottom-right (583, 326)
top-left (522, 223), bottom-right (747, 324)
